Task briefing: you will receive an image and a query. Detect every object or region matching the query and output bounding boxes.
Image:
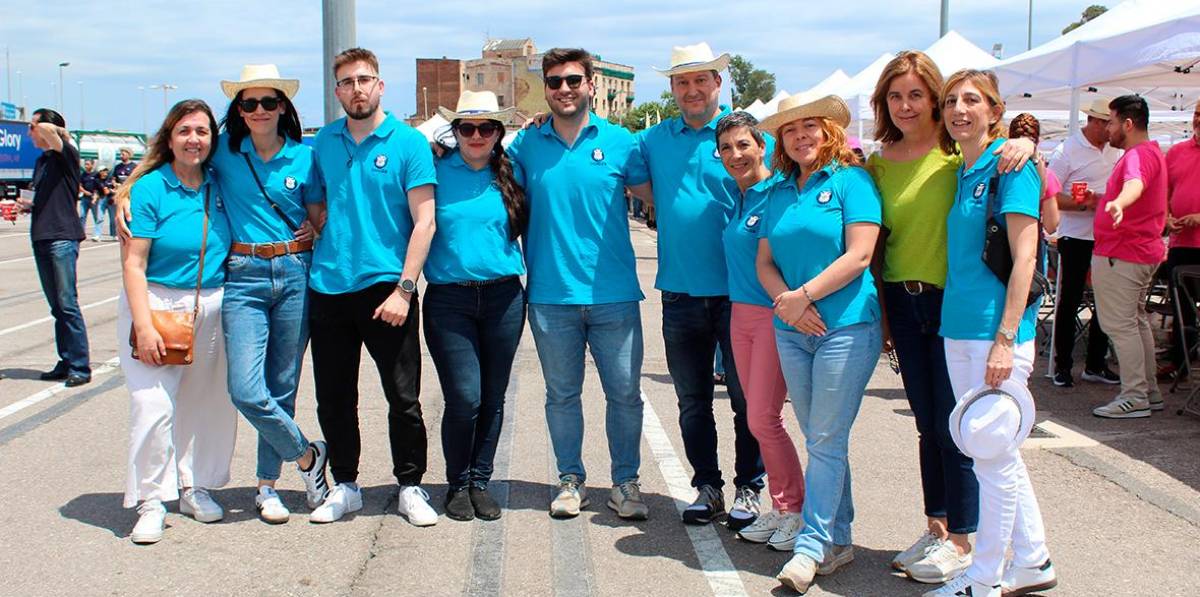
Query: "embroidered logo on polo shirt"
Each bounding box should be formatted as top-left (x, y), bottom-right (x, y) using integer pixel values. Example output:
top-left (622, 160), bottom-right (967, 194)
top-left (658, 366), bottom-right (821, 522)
top-left (284, 176), bottom-right (297, 190)
top-left (817, 190), bottom-right (832, 204)
top-left (744, 215), bottom-right (760, 231)
top-left (712, 148), bottom-right (721, 159)
top-left (592, 148), bottom-right (604, 162)
top-left (374, 154), bottom-right (388, 169)
top-left (974, 182), bottom-right (986, 198)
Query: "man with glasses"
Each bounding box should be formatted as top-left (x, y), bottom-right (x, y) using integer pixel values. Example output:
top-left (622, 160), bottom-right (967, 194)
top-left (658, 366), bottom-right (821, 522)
top-left (506, 47), bottom-right (653, 520)
top-left (637, 43), bottom-right (765, 528)
top-left (306, 47), bottom-right (439, 525)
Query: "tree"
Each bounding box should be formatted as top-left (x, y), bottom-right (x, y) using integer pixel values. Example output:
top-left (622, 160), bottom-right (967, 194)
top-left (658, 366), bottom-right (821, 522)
top-left (728, 55), bottom-right (777, 108)
top-left (620, 91), bottom-right (682, 132)
top-left (1062, 5), bottom-right (1107, 34)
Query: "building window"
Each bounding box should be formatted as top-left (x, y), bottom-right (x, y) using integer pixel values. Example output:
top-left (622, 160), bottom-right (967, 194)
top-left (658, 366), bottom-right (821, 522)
top-left (476, 73), bottom-right (485, 84)
top-left (498, 95), bottom-right (505, 107)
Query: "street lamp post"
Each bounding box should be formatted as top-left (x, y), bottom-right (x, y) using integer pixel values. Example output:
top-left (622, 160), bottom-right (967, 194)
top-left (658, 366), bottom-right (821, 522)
top-left (1027, 0), bottom-right (1034, 51)
top-left (149, 83), bottom-right (178, 117)
top-left (422, 86), bottom-right (428, 119)
top-left (57, 62), bottom-right (69, 111)
top-left (138, 86), bottom-right (147, 135)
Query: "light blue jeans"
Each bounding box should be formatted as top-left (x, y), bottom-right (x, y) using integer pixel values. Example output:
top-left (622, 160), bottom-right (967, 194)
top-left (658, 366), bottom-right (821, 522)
top-left (528, 301), bottom-right (644, 484)
top-left (222, 252), bottom-right (312, 481)
top-left (775, 321), bottom-right (881, 561)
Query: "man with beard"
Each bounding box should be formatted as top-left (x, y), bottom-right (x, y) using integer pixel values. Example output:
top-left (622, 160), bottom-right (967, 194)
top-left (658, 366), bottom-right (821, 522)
top-left (636, 43), bottom-right (765, 528)
top-left (506, 48), bottom-right (653, 520)
top-left (306, 47), bottom-right (439, 525)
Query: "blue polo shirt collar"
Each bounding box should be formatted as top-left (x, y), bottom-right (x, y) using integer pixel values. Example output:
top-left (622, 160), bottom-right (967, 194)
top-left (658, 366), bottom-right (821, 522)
top-left (239, 135), bottom-right (302, 163)
top-left (669, 104), bottom-right (731, 135)
top-left (445, 150), bottom-right (484, 171)
top-left (338, 112), bottom-right (400, 143)
top-left (538, 112), bottom-right (600, 145)
top-left (962, 138), bottom-right (1004, 176)
top-left (778, 163), bottom-right (837, 193)
top-left (159, 164), bottom-right (212, 192)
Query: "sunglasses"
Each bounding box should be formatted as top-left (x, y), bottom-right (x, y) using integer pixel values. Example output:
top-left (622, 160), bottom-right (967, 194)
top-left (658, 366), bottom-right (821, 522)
top-left (239, 97), bottom-right (281, 113)
top-left (455, 121), bottom-right (502, 138)
top-left (544, 74), bottom-right (585, 90)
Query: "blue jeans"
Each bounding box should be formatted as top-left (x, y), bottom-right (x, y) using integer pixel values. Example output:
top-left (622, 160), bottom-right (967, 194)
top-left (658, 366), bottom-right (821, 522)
top-left (662, 291), bottom-right (764, 490)
top-left (776, 321), bottom-right (880, 560)
top-left (78, 198), bottom-right (101, 236)
top-left (222, 252), bottom-right (311, 481)
top-left (33, 239), bottom-right (90, 376)
top-left (528, 301), bottom-right (643, 484)
top-left (884, 283), bottom-right (979, 534)
top-left (424, 279), bottom-right (526, 490)
top-left (104, 199), bottom-right (116, 237)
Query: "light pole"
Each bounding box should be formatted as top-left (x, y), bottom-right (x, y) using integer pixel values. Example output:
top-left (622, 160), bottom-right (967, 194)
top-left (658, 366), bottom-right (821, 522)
top-left (138, 86), bottom-right (147, 135)
top-left (78, 81), bottom-right (85, 129)
top-left (16, 70), bottom-right (22, 115)
top-left (940, 0), bottom-right (949, 37)
top-left (57, 62), bottom-right (69, 111)
top-left (422, 86), bottom-right (428, 119)
top-left (149, 83), bottom-right (177, 117)
top-left (1027, 0), bottom-right (1034, 51)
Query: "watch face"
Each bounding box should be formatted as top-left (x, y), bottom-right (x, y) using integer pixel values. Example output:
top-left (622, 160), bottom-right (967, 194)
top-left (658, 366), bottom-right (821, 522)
top-left (400, 279), bottom-right (417, 292)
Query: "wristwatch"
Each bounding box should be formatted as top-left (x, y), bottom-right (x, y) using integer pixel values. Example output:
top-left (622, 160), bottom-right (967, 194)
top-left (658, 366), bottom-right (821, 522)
top-left (997, 325), bottom-right (1016, 343)
top-left (398, 278), bottom-right (417, 294)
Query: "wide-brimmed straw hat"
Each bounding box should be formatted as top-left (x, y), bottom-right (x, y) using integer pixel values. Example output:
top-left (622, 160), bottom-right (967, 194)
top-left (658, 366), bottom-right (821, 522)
top-left (1081, 97), bottom-right (1115, 120)
top-left (654, 42), bottom-right (731, 77)
top-left (220, 64), bottom-right (299, 99)
top-left (758, 93), bottom-right (852, 133)
top-left (437, 90), bottom-right (515, 123)
top-left (948, 379), bottom-right (1036, 461)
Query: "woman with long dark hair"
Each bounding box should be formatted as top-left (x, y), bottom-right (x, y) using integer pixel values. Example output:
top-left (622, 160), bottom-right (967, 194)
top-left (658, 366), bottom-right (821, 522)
top-left (118, 99), bottom-right (236, 544)
top-left (425, 91), bottom-right (528, 521)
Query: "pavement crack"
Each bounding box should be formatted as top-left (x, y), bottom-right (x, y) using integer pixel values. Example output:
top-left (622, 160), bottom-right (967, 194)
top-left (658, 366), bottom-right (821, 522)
top-left (345, 492), bottom-right (398, 597)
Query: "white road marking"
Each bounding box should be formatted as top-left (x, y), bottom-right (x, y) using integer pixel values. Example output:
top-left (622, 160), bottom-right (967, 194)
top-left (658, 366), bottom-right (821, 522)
top-left (0, 295), bottom-right (119, 338)
top-left (0, 357), bottom-right (120, 422)
top-left (641, 391), bottom-right (749, 597)
top-left (0, 242), bottom-right (118, 266)
top-left (1025, 420), bottom-right (1101, 450)
top-left (0, 232), bottom-right (30, 239)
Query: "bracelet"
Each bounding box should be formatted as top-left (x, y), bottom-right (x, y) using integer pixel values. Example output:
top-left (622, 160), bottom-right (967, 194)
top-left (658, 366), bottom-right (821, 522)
top-left (800, 284), bottom-right (815, 303)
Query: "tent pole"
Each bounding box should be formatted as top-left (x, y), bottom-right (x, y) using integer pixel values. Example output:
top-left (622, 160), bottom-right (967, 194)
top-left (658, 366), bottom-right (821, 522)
top-left (1068, 87), bottom-right (1082, 137)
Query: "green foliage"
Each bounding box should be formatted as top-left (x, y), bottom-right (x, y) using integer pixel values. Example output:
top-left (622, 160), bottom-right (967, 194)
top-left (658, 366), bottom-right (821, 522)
top-left (1063, 4), bottom-right (1107, 34)
top-left (621, 91), bottom-right (682, 132)
top-left (729, 55), bottom-right (777, 108)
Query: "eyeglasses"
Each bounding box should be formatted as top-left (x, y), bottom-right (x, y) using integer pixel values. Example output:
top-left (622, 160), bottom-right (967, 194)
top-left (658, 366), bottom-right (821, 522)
top-left (238, 97), bottom-right (281, 112)
top-left (544, 74), bottom-right (585, 90)
top-left (455, 121), bottom-right (502, 138)
top-left (336, 75), bottom-right (379, 90)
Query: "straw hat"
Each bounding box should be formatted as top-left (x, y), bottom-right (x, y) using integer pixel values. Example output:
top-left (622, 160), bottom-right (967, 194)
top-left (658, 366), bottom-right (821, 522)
top-left (1082, 96), bottom-right (1115, 120)
top-left (948, 379), bottom-right (1036, 461)
top-left (758, 93), bottom-right (852, 134)
top-left (437, 90), bottom-right (515, 123)
top-left (220, 64), bottom-right (299, 99)
top-left (654, 42), bottom-right (731, 77)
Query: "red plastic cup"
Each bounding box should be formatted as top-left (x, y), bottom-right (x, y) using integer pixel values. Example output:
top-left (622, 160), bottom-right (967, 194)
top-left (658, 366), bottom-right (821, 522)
top-left (1071, 181), bottom-right (1088, 204)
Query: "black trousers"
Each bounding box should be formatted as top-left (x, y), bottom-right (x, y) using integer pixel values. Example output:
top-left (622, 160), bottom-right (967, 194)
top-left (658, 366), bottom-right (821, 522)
top-left (1162, 247), bottom-right (1200, 367)
top-left (309, 282), bottom-right (426, 486)
top-left (1053, 237), bottom-right (1110, 372)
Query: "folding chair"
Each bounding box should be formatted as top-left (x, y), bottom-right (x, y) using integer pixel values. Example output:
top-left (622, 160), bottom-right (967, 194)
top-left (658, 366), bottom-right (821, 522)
top-left (1169, 265), bottom-right (1200, 417)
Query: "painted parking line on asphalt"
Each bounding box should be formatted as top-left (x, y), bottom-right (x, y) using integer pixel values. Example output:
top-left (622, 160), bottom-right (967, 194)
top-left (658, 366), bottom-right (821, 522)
top-left (0, 241), bottom-right (118, 266)
top-left (0, 295), bottom-right (119, 338)
top-left (641, 392), bottom-right (749, 597)
top-left (465, 368), bottom-right (519, 596)
top-left (0, 356), bottom-right (120, 422)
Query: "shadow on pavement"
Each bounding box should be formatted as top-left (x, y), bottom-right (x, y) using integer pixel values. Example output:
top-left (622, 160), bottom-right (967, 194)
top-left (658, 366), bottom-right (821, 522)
top-left (0, 367), bottom-right (46, 380)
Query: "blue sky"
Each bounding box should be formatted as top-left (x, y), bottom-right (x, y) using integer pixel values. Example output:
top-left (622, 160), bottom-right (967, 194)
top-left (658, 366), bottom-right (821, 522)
top-left (1, 0), bottom-right (1095, 133)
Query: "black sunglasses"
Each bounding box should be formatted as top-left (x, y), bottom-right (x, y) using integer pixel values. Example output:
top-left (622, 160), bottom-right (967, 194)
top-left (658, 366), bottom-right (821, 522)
top-left (239, 97), bottom-right (281, 113)
top-left (455, 121), bottom-right (502, 138)
top-left (544, 74), bottom-right (585, 90)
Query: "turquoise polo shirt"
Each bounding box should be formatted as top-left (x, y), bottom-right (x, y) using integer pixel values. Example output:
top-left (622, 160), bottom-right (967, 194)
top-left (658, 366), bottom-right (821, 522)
top-left (309, 113), bottom-right (437, 294)
top-left (210, 135), bottom-right (322, 243)
top-left (760, 163), bottom-right (882, 331)
top-left (424, 151), bottom-right (526, 284)
top-left (639, 106), bottom-right (775, 297)
top-left (128, 165), bottom-right (231, 289)
top-left (722, 173), bottom-right (780, 308)
top-left (507, 113), bottom-right (649, 305)
top-left (941, 138), bottom-right (1042, 343)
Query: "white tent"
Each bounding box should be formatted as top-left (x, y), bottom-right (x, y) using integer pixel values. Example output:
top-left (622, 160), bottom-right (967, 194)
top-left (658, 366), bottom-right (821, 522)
top-left (838, 52), bottom-right (895, 122)
top-left (924, 30), bottom-right (999, 75)
top-left (415, 114), bottom-right (449, 142)
top-left (749, 90), bottom-right (792, 121)
top-left (803, 69), bottom-right (851, 98)
top-left (740, 98), bottom-right (765, 118)
top-left (995, 0), bottom-right (1200, 124)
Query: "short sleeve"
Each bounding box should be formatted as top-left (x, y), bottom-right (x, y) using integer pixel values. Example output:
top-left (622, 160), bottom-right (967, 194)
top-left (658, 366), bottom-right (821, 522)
top-left (636, 128), bottom-right (652, 169)
top-left (1042, 168), bottom-right (1062, 202)
top-left (1126, 145), bottom-right (1160, 185)
top-left (506, 129), bottom-right (529, 174)
top-left (758, 186), bottom-right (780, 239)
top-left (302, 151), bottom-right (325, 205)
top-left (1046, 141), bottom-right (1069, 185)
top-left (997, 163), bottom-right (1041, 219)
top-left (400, 130), bottom-right (438, 192)
top-left (129, 178), bottom-right (161, 239)
top-left (622, 132), bottom-right (650, 186)
top-left (839, 167), bottom-right (883, 225)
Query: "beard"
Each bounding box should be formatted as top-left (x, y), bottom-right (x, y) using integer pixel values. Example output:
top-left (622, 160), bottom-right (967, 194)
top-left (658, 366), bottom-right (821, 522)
top-left (344, 96), bottom-right (380, 121)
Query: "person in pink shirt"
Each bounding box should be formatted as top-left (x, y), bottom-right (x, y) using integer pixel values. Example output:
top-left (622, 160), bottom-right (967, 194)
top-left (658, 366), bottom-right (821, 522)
top-left (1158, 102), bottom-right (1200, 378)
top-left (1091, 95), bottom-right (1169, 419)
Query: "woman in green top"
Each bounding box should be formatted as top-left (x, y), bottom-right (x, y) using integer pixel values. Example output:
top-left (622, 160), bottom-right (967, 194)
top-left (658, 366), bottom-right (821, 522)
top-left (866, 51), bottom-right (1034, 585)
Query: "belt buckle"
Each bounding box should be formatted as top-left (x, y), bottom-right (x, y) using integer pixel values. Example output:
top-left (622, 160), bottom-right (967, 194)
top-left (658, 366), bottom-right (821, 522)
top-left (903, 281), bottom-right (924, 295)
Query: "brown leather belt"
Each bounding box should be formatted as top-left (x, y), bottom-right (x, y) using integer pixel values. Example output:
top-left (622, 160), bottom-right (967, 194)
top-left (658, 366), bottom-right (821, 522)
top-left (230, 239), bottom-right (313, 259)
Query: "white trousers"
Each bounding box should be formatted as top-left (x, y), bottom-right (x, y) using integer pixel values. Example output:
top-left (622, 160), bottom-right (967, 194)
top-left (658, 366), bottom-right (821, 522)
top-left (944, 338), bottom-right (1049, 586)
top-left (119, 284), bottom-right (237, 508)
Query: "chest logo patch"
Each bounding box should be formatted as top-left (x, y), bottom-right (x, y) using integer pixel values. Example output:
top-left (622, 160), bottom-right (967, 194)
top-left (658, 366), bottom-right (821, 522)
top-left (745, 215), bottom-right (760, 229)
top-left (284, 176), bottom-right (297, 190)
top-left (817, 190), bottom-right (833, 204)
top-left (713, 148), bottom-right (721, 159)
top-left (374, 154), bottom-right (388, 169)
top-left (592, 148), bottom-right (604, 162)
top-left (974, 182), bottom-right (986, 198)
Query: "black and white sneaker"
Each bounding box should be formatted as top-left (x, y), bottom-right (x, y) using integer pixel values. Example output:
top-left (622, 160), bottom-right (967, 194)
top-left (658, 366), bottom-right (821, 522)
top-left (1051, 369), bottom-right (1074, 388)
top-left (682, 484), bottom-right (724, 525)
top-left (1081, 367), bottom-right (1120, 385)
top-left (726, 485), bottom-right (760, 531)
top-left (298, 440), bottom-right (330, 509)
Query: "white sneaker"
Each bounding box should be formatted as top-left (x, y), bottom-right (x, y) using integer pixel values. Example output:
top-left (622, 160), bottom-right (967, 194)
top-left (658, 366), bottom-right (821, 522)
top-left (776, 553), bottom-right (818, 594)
top-left (310, 482), bottom-right (362, 524)
top-left (255, 486), bottom-right (290, 524)
top-left (893, 531), bottom-right (941, 571)
top-left (766, 512), bottom-right (805, 551)
top-left (737, 509), bottom-right (786, 543)
top-left (924, 574), bottom-right (1000, 597)
top-left (298, 440), bottom-right (331, 509)
top-left (179, 488), bottom-right (224, 523)
top-left (908, 540), bottom-right (972, 583)
top-left (550, 475), bottom-right (588, 518)
top-left (1092, 396), bottom-right (1151, 419)
top-left (397, 485), bottom-right (438, 527)
top-left (817, 544), bottom-right (854, 576)
top-left (1001, 559), bottom-right (1057, 596)
top-left (131, 500), bottom-right (166, 544)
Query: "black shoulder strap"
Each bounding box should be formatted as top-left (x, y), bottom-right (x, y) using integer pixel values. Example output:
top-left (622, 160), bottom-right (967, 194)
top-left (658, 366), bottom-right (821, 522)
top-left (987, 171), bottom-right (1046, 260)
top-left (242, 152), bottom-right (301, 232)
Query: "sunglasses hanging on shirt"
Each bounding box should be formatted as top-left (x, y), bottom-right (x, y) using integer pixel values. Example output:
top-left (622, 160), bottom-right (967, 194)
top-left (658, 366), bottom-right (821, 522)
top-left (544, 74), bottom-right (585, 90)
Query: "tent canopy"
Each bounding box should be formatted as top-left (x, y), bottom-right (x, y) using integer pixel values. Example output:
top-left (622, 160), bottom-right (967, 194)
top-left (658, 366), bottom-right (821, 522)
top-left (924, 30), bottom-right (999, 76)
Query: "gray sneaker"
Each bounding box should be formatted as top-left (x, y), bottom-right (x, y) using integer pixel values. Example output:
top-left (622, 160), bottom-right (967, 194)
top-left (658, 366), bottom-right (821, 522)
top-left (727, 485), bottom-right (760, 531)
top-left (817, 544), bottom-right (855, 576)
top-left (607, 480), bottom-right (649, 520)
top-left (550, 475), bottom-right (588, 518)
top-left (682, 484), bottom-right (724, 525)
top-left (1092, 396), bottom-right (1151, 419)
